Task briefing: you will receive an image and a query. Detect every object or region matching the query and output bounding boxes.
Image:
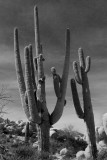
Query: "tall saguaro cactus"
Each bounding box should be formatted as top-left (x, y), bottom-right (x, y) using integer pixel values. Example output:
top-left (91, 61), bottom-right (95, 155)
top-left (14, 6), bottom-right (70, 152)
top-left (70, 48), bottom-right (97, 159)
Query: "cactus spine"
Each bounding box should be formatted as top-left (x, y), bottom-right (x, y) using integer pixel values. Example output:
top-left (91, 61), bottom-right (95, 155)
top-left (70, 48), bottom-right (97, 159)
top-left (14, 6), bottom-right (70, 152)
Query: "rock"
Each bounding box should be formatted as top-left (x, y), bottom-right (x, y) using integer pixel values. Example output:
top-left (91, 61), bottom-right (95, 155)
top-left (18, 121), bottom-right (26, 127)
top-left (50, 129), bottom-right (56, 137)
top-left (82, 133), bottom-right (89, 143)
top-left (32, 141), bottom-right (38, 148)
top-left (76, 151), bottom-right (85, 160)
top-left (50, 128), bottom-right (58, 139)
top-left (53, 153), bottom-right (63, 160)
top-left (11, 139), bottom-right (18, 147)
top-left (7, 126), bottom-right (14, 130)
top-left (84, 145), bottom-right (93, 160)
top-left (6, 126), bottom-right (15, 134)
top-left (17, 120), bottom-right (23, 124)
top-left (22, 126), bottom-right (26, 134)
top-left (97, 126), bottom-right (107, 141)
top-left (16, 136), bottom-right (25, 142)
top-left (98, 140), bottom-right (107, 148)
top-left (97, 143), bottom-right (102, 153)
top-left (60, 148), bottom-right (68, 156)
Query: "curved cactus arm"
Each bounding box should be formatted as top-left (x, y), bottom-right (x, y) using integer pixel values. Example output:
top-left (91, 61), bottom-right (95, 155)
top-left (50, 29), bottom-right (70, 125)
top-left (78, 48), bottom-right (85, 69)
top-left (14, 28), bottom-right (26, 95)
top-left (60, 28), bottom-right (70, 99)
top-left (24, 46), bottom-right (41, 124)
top-left (51, 67), bottom-right (61, 98)
top-left (14, 28), bottom-right (30, 119)
top-left (29, 44), bottom-right (37, 90)
top-left (34, 5), bottom-right (41, 57)
top-left (70, 79), bottom-right (84, 119)
top-left (85, 56), bottom-right (91, 73)
top-left (73, 61), bottom-right (82, 85)
top-left (50, 99), bottom-right (65, 125)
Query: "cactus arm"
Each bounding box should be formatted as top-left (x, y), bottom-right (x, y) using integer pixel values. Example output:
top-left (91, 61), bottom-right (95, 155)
top-left (60, 28), bottom-right (70, 99)
top-left (85, 56), bottom-right (91, 73)
top-left (34, 6), bottom-right (41, 57)
top-left (78, 48), bottom-right (85, 69)
top-left (34, 5), bottom-right (47, 113)
top-left (70, 79), bottom-right (84, 119)
top-left (53, 75), bottom-right (61, 98)
top-left (24, 46), bottom-right (41, 124)
top-left (14, 28), bottom-right (26, 95)
top-left (29, 44), bottom-right (37, 90)
top-left (51, 67), bottom-right (61, 98)
top-left (73, 61), bottom-right (82, 85)
top-left (14, 28), bottom-right (30, 119)
top-left (50, 29), bottom-right (70, 125)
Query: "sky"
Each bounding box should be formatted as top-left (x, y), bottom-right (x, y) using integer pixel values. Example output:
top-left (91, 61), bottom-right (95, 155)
top-left (0, 0), bottom-right (107, 133)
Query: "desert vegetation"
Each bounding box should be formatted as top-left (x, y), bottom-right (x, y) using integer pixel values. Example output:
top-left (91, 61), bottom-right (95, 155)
top-left (0, 4), bottom-right (107, 160)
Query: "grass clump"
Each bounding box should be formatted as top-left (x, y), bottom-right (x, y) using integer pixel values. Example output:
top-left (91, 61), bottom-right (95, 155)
top-left (97, 149), bottom-right (107, 160)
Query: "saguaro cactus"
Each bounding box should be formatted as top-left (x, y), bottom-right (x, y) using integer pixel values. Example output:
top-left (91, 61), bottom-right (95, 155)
top-left (14, 6), bottom-right (70, 152)
top-left (70, 48), bottom-right (97, 159)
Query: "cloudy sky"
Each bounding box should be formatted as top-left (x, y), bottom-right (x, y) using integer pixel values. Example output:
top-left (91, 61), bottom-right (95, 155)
top-left (0, 0), bottom-right (107, 133)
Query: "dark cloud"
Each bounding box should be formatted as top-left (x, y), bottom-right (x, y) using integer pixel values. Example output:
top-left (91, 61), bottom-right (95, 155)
top-left (0, 0), bottom-right (107, 129)
top-left (0, 0), bottom-right (107, 54)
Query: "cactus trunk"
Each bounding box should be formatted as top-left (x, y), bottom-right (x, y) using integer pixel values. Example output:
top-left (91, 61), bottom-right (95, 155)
top-left (37, 122), bottom-right (50, 152)
top-left (82, 69), bottom-right (97, 158)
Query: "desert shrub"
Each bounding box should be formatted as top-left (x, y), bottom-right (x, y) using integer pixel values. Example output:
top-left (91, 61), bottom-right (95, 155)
top-left (0, 133), bottom-right (7, 144)
top-left (8, 145), bottom-right (54, 160)
top-left (37, 151), bottom-right (54, 160)
top-left (63, 125), bottom-right (84, 139)
top-left (62, 125), bottom-right (87, 152)
top-left (14, 145), bottom-right (36, 159)
top-left (97, 149), bottom-right (107, 160)
top-left (50, 139), bottom-right (64, 154)
top-left (64, 149), bottom-right (75, 159)
top-left (50, 139), bottom-right (58, 154)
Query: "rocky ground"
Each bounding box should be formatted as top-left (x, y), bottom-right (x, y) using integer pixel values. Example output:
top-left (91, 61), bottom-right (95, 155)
top-left (0, 116), bottom-right (107, 159)
top-left (0, 117), bottom-right (87, 160)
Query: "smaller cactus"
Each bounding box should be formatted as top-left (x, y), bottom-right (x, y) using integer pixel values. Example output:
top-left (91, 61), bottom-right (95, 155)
top-left (70, 48), bottom-right (97, 159)
top-left (25, 122), bottom-right (29, 143)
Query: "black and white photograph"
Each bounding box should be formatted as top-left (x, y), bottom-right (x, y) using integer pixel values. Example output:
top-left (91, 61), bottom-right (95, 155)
top-left (0, 0), bottom-right (107, 159)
